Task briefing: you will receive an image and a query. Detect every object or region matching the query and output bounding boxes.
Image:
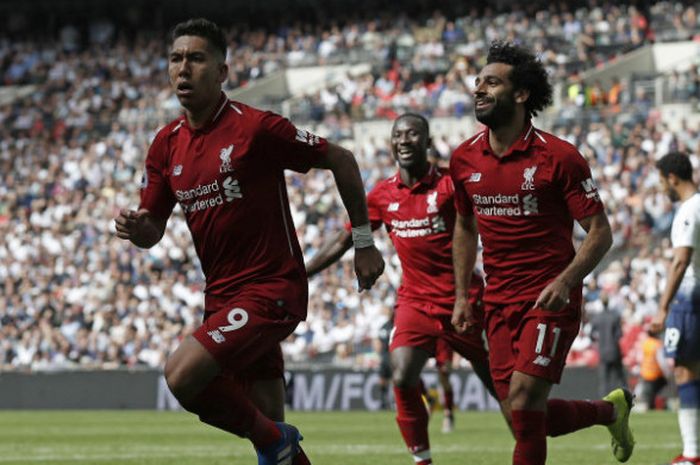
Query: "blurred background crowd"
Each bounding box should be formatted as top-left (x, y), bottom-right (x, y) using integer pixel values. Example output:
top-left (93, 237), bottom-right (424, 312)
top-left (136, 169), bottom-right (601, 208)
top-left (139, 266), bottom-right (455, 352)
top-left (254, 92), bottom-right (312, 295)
top-left (1, 0), bottom-right (700, 407)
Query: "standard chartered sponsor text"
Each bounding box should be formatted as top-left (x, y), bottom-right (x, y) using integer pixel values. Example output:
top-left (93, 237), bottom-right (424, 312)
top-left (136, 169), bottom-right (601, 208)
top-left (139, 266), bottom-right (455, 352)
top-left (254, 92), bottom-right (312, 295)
top-left (472, 193), bottom-right (535, 217)
top-left (472, 193), bottom-right (519, 205)
top-left (176, 179), bottom-right (220, 201)
top-left (176, 179), bottom-right (227, 213)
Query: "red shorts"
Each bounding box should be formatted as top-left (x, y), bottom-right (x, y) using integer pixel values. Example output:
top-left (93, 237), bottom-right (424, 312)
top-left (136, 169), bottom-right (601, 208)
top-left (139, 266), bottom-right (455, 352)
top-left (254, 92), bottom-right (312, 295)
top-left (435, 338), bottom-right (454, 367)
top-left (484, 300), bottom-right (582, 401)
top-left (390, 298), bottom-right (488, 364)
top-left (193, 294), bottom-right (301, 383)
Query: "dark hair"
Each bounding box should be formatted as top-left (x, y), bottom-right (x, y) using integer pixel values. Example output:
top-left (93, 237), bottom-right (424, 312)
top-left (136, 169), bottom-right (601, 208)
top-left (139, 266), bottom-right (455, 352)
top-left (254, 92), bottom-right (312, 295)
top-left (172, 18), bottom-right (227, 59)
top-left (656, 152), bottom-right (693, 181)
top-left (486, 41), bottom-right (553, 117)
top-left (395, 112), bottom-right (430, 136)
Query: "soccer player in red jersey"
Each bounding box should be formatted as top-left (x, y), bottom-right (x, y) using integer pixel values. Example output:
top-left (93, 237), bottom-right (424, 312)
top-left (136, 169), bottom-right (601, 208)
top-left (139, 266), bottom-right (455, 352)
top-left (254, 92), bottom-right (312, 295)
top-left (307, 113), bottom-right (501, 465)
top-left (113, 18), bottom-right (384, 465)
top-left (450, 41), bottom-right (634, 465)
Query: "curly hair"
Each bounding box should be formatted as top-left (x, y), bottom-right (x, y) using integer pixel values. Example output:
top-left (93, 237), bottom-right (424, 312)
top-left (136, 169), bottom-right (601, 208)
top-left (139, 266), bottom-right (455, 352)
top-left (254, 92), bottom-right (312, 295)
top-left (172, 18), bottom-right (227, 60)
top-left (486, 41), bottom-right (553, 117)
top-left (656, 152), bottom-right (693, 181)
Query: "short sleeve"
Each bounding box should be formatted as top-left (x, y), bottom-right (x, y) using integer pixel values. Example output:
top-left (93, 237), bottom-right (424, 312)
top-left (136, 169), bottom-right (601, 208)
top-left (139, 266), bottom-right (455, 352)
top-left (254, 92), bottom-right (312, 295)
top-left (139, 131), bottom-right (177, 219)
top-left (258, 111), bottom-right (328, 173)
top-left (449, 152), bottom-right (474, 217)
top-left (557, 147), bottom-right (604, 220)
top-left (671, 202), bottom-right (700, 249)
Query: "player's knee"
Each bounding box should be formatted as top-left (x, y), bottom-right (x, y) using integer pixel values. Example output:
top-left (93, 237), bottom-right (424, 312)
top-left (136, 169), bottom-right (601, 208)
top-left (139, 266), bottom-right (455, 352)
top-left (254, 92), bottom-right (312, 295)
top-left (507, 384), bottom-right (542, 410)
top-left (392, 366), bottom-right (414, 389)
top-left (164, 358), bottom-right (194, 405)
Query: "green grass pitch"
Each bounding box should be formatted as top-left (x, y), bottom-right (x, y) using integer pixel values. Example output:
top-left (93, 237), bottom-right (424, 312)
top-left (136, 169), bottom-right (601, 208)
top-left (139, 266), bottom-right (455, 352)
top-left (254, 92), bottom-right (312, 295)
top-left (0, 409), bottom-right (677, 464)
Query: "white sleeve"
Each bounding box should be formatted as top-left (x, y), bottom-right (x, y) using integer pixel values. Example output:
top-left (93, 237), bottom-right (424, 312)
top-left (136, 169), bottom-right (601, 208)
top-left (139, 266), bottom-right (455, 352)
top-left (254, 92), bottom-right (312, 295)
top-left (671, 201), bottom-right (700, 249)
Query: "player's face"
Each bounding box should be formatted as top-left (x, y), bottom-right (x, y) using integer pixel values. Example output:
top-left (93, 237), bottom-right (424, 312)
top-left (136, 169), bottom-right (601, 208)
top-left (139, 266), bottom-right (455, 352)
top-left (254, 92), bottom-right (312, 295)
top-left (659, 173), bottom-right (680, 201)
top-left (391, 117), bottom-right (430, 170)
top-left (168, 35), bottom-right (227, 112)
top-left (473, 63), bottom-right (518, 129)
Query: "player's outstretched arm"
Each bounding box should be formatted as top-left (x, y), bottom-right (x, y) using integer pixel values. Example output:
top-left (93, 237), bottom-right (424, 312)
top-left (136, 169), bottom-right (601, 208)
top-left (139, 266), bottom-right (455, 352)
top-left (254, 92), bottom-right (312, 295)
top-left (311, 143), bottom-right (384, 290)
top-left (114, 208), bottom-right (167, 249)
top-left (535, 210), bottom-right (613, 311)
top-left (452, 212), bottom-right (478, 333)
top-left (305, 229), bottom-right (353, 277)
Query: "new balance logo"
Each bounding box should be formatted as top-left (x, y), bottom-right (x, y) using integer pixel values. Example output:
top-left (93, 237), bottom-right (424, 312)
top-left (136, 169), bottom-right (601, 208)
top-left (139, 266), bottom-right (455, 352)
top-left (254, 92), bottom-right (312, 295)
top-left (173, 165), bottom-right (183, 176)
top-left (468, 172), bottom-right (482, 183)
top-left (533, 355), bottom-right (551, 366)
top-left (388, 202), bottom-right (399, 212)
top-left (207, 330), bottom-right (225, 344)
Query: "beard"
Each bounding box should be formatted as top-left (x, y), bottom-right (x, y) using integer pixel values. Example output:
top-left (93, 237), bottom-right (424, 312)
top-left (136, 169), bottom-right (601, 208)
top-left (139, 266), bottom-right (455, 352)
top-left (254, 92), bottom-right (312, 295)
top-left (475, 92), bottom-right (517, 129)
top-left (668, 188), bottom-right (680, 202)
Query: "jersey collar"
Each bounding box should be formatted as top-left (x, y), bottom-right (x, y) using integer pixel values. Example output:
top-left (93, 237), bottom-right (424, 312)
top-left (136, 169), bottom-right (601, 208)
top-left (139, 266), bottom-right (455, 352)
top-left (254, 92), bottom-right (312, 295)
top-left (183, 92), bottom-right (229, 134)
top-left (396, 164), bottom-right (438, 190)
top-left (479, 120), bottom-right (536, 159)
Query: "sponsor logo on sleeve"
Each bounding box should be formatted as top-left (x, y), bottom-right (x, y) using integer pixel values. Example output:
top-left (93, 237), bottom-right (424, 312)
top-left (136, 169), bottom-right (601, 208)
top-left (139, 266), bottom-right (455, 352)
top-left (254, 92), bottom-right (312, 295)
top-left (295, 128), bottom-right (320, 146)
top-left (580, 178), bottom-right (600, 201)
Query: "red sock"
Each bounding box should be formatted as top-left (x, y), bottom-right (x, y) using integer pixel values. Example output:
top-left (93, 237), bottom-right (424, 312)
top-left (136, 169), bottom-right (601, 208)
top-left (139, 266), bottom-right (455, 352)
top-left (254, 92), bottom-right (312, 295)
top-left (293, 445), bottom-right (311, 465)
top-left (184, 375), bottom-right (281, 449)
top-left (545, 398), bottom-right (615, 437)
top-left (511, 410), bottom-right (546, 465)
top-left (394, 385), bottom-right (431, 464)
top-left (443, 388), bottom-right (454, 413)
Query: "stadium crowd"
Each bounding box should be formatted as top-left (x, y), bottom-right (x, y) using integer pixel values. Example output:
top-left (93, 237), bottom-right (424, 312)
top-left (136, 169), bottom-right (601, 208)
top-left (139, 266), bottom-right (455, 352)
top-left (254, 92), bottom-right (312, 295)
top-left (1, 2), bottom-right (700, 390)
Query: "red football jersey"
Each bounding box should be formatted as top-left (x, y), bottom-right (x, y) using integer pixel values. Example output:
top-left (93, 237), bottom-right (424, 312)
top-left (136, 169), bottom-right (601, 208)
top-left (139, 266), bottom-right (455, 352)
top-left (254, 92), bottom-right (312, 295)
top-left (362, 165), bottom-right (483, 310)
top-left (139, 93), bottom-right (328, 317)
top-left (450, 122), bottom-right (604, 304)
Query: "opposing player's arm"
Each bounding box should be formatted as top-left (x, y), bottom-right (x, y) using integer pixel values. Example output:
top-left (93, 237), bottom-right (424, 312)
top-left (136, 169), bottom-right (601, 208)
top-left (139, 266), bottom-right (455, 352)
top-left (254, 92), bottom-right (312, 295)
top-left (535, 210), bottom-right (612, 311)
top-left (305, 229), bottom-right (353, 277)
top-left (452, 211), bottom-right (478, 333)
top-left (311, 142), bottom-right (385, 290)
top-left (114, 209), bottom-right (168, 248)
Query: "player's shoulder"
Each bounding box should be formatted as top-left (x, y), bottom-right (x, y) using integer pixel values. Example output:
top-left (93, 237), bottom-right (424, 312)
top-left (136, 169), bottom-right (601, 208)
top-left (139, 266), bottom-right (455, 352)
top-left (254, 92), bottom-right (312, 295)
top-left (222, 100), bottom-right (264, 124)
top-left (453, 130), bottom-right (487, 157)
top-left (150, 117), bottom-right (186, 152)
top-left (370, 174), bottom-right (399, 196)
top-left (531, 127), bottom-right (581, 159)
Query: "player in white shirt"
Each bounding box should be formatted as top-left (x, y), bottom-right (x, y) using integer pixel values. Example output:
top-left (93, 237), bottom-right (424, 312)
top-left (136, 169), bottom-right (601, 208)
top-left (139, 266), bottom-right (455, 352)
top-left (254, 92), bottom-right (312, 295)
top-left (652, 152), bottom-right (700, 465)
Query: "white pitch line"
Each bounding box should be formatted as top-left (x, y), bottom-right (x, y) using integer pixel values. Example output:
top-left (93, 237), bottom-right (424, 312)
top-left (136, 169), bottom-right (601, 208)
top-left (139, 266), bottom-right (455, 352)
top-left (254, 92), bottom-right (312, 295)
top-left (0, 442), bottom-right (679, 462)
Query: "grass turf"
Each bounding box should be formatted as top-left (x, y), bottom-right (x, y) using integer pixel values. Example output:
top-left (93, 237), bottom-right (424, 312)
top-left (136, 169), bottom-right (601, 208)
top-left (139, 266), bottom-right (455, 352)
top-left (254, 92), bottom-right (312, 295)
top-left (0, 409), bottom-right (677, 464)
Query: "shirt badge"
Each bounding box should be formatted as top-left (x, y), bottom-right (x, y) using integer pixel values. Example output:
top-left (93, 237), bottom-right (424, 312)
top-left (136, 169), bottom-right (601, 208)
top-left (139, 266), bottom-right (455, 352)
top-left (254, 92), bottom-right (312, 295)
top-left (521, 166), bottom-right (537, 190)
top-left (173, 165), bottom-right (183, 176)
top-left (219, 144), bottom-right (234, 173)
top-left (426, 191), bottom-right (438, 213)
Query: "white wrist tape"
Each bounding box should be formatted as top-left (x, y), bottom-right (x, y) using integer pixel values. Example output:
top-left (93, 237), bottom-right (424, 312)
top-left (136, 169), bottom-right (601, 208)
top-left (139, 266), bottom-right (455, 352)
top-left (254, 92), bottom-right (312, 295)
top-left (351, 223), bottom-right (374, 249)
